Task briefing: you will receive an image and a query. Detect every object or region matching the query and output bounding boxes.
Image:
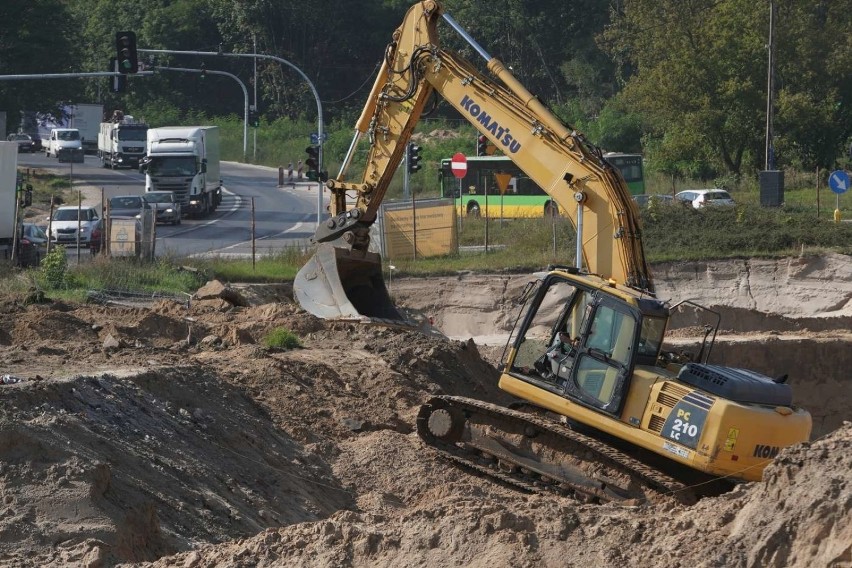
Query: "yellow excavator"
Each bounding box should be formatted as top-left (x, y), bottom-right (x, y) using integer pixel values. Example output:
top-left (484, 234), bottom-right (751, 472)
top-left (294, 0), bottom-right (811, 503)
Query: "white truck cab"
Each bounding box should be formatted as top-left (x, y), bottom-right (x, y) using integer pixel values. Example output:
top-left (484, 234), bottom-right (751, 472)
top-left (46, 128), bottom-right (83, 161)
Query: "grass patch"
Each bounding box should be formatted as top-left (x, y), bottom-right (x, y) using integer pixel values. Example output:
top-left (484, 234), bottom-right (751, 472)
top-left (263, 327), bottom-right (302, 349)
top-left (187, 247), bottom-right (311, 282)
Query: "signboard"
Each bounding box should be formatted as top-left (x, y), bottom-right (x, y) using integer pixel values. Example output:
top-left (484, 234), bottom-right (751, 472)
top-left (451, 152), bottom-right (467, 179)
top-left (110, 219), bottom-right (138, 257)
top-left (494, 172), bottom-right (513, 195)
top-left (310, 132), bottom-right (328, 144)
top-left (828, 170), bottom-right (849, 195)
top-left (382, 199), bottom-right (457, 260)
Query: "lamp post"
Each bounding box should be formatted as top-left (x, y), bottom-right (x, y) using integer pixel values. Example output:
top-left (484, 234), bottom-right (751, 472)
top-left (152, 65), bottom-right (249, 161)
top-left (764, 0), bottom-right (776, 171)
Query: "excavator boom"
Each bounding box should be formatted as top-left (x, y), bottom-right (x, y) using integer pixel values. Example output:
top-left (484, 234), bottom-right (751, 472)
top-left (294, 0), bottom-right (652, 322)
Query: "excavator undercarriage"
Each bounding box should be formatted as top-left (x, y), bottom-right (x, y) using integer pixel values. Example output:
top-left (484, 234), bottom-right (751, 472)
top-left (417, 396), bottom-right (708, 505)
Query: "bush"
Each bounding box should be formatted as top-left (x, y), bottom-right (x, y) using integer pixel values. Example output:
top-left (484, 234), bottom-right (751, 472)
top-left (40, 246), bottom-right (67, 288)
top-left (263, 327), bottom-right (302, 349)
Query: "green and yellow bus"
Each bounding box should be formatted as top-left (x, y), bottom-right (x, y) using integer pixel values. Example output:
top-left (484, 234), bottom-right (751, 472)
top-left (439, 154), bottom-right (644, 218)
top-left (602, 152), bottom-right (646, 195)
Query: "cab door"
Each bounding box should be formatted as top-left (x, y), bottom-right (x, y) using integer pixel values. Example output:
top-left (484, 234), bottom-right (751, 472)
top-left (563, 297), bottom-right (639, 415)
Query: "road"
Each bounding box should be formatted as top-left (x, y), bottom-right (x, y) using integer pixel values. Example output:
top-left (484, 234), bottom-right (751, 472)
top-left (18, 152), bottom-right (324, 259)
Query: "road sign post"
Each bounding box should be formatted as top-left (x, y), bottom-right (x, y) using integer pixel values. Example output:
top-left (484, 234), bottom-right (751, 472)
top-left (828, 170), bottom-right (849, 223)
top-left (495, 171), bottom-right (512, 227)
top-left (451, 153), bottom-right (467, 234)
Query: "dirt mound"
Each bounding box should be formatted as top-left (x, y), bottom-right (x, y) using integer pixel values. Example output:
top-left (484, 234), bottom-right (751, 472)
top-left (0, 255), bottom-right (850, 567)
top-left (135, 424), bottom-right (852, 568)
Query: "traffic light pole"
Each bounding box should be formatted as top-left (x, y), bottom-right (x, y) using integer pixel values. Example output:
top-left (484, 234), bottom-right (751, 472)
top-left (139, 48), bottom-right (325, 224)
top-left (152, 66), bottom-right (248, 162)
top-left (0, 72), bottom-right (152, 81)
top-left (403, 146), bottom-right (411, 200)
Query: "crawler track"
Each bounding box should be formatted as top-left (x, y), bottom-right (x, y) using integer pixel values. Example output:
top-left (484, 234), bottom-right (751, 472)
top-left (417, 396), bottom-right (697, 505)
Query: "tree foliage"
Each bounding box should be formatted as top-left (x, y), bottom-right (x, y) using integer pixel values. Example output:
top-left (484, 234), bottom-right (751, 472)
top-left (604, 0), bottom-right (851, 176)
top-left (1, 0), bottom-right (848, 177)
top-left (0, 1), bottom-right (83, 128)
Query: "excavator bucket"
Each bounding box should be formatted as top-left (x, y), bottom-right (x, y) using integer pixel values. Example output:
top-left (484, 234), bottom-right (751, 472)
top-left (294, 243), bottom-right (403, 322)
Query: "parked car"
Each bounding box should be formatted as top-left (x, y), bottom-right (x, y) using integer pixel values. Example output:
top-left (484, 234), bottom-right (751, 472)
top-left (89, 216), bottom-right (142, 257)
top-left (22, 223), bottom-right (49, 249)
top-left (48, 205), bottom-right (100, 245)
top-left (632, 194), bottom-right (674, 208)
top-left (17, 223), bottom-right (45, 267)
top-left (675, 189), bottom-right (735, 209)
top-left (108, 195), bottom-right (150, 219)
top-left (142, 191), bottom-right (182, 225)
top-left (6, 133), bottom-right (35, 153)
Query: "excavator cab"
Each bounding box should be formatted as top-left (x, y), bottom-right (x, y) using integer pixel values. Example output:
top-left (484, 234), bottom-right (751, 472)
top-left (505, 269), bottom-right (668, 415)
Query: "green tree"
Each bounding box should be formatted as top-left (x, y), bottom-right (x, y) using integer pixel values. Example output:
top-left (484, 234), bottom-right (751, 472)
top-left (0, 1), bottom-right (83, 129)
top-left (772, 1), bottom-right (852, 171)
top-left (604, 0), bottom-right (767, 177)
top-left (605, 0), bottom-right (852, 177)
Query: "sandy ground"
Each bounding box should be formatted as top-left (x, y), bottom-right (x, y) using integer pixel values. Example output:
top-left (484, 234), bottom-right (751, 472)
top-left (0, 254), bottom-right (850, 567)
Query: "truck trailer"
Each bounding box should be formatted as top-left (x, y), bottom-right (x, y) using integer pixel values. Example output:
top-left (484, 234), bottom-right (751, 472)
top-left (0, 142), bottom-right (17, 263)
top-left (68, 104), bottom-right (103, 153)
top-left (98, 113), bottom-right (148, 169)
top-left (141, 126), bottom-right (222, 218)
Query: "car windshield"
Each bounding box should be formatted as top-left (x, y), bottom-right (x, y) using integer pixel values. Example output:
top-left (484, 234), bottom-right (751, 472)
top-left (24, 225), bottom-right (46, 239)
top-left (13, 134), bottom-right (31, 141)
top-left (57, 131), bottom-right (80, 141)
top-left (53, 209), bottom-right (87, 221)
top-left (148, 156), bottom-right (197, 176)
top-left (110, 196), bottom-right (142, 209)
top-left (143, 193), bottom-right (174, 204)
top-left (706, 191), bottom-right (732, 201)
top-left (118, 128), bottom-right (147, 141)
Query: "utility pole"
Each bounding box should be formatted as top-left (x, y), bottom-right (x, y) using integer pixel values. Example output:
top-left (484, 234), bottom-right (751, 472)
top-left (253, 35), bottom-right (258, 162)
top-left (764, 0), bottom-right (775, 170)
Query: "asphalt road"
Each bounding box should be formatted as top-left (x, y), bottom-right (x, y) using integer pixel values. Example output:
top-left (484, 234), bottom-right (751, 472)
top-left (18, 152), bottom-right (325, 259)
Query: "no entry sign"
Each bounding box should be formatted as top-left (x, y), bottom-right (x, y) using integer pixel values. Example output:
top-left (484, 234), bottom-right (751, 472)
top-left (451, 152), bottom-right (467, 179)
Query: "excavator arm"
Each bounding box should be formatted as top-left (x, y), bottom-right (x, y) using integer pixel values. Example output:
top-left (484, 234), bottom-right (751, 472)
top-left (296, 0), bottom-right (653, 321)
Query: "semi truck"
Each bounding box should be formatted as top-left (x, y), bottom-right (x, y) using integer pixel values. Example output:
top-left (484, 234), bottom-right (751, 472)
top-left (140, 126), bottom-right (222, 217)
top-left (27, 103), bottom-right (102, 159)
top-left (0, 142), bottom-right (17, 263)
top-left (97, 112), bottom-right (148, 169)
top-left (0, 141), bottom-right (37, 267)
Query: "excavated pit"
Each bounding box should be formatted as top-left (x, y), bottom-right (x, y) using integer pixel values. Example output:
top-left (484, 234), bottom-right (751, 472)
top-left (0, 253), bottom-right (848, 566)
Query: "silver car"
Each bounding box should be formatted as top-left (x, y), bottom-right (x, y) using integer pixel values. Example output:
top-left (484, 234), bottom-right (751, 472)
top-left (675, 189), bottom-right (735, 209)
top-left (142, 191), bottom-right (182, 225)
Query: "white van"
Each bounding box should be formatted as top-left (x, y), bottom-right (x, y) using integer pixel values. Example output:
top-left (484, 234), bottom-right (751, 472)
top-left (45, 128), bottom-right (83, 159)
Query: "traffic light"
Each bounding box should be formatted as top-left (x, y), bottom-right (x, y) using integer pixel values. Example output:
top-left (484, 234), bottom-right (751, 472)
top-left (115, 31), bottom-right (138, 74)
top-left (249, 108), bottom-right (260, 128)
top-left (477, 135), bottom-right (488, 156)
top-left (200, 63), bottom-right (207, 79)
top-left (407, 142), bottom-right (422, 175)
top-left (305, 146), bottom-right (320, 181)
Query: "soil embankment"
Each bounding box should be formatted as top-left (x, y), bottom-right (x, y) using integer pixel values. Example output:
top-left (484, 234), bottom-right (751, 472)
top-left (0, 254), bottom-right (849, 566)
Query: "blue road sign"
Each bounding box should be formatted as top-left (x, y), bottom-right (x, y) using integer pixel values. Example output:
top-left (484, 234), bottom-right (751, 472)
top-left (310, 132), bottom-right (328, 144)
top-left (828, 170), bottom-right (849, 195)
